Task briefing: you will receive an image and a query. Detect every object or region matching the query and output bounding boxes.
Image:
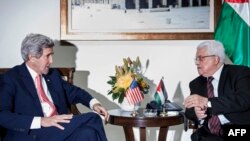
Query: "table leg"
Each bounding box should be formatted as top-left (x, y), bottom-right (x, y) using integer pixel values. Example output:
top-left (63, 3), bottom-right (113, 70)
top-left (139, 127), bottom-right (146, 141)
top-left (158, 127), bottom-right (169, 141)
top-left (123, 126), bottom-right (135, 141)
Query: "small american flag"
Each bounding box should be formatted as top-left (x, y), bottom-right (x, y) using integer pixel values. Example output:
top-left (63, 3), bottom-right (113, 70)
top-left (125, 79), bottom-right (144, 105)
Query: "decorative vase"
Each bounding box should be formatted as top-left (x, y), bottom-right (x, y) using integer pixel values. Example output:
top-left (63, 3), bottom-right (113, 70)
top-left (120, 98), bottom-right (140, 111)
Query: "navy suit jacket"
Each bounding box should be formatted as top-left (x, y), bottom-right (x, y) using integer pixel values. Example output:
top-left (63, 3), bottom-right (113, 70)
top-left (0, 63), bottom-right (94, 141)
top-left (185, 64), bottom-right (250, 125)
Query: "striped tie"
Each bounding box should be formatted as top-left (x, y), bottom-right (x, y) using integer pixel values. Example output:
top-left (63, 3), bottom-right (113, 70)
top-left (207, 76), bottom-right (222, 136)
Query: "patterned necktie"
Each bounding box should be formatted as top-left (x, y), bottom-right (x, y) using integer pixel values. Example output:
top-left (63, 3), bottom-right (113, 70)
top-left (36, 74), bottom-right (57, 117)
top-left (207, 76), bottom-right (221, 136)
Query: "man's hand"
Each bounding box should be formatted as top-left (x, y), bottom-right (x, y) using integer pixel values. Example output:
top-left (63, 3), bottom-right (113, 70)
top-left (41, 114), bottom-right (73, 130)
top-left (184, 94), bottom-right (209, 119)
top-left (194, 106), bottom-right (207, 119)
top-left (93, 103), bottom-right (109, 122)
top-left (184, 94), bottom-right (208, 109)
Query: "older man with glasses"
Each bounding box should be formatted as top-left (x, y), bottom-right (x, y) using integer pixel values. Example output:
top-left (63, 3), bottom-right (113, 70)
top-left (184, 40), bottom-right (250, 141)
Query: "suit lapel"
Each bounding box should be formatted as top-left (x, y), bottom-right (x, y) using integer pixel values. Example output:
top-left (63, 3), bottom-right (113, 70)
top-left (197, 76), bottom-right (207, 97)
top-left (19, 63), bottom-right (44, 115)
top-left (218, 65), bottom-right (228, 97)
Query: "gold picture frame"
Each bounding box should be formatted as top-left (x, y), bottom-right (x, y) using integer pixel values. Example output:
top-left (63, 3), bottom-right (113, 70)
top-left (60, 0), bottom-right (222, 40)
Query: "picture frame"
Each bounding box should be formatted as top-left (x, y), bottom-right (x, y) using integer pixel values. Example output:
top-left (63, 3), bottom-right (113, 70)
top-left (60, 0), bottom-right (222, 40)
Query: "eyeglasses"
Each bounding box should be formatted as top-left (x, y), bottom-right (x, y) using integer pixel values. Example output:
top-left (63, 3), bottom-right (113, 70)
top-left (194, 55), bottom-right (216, 62)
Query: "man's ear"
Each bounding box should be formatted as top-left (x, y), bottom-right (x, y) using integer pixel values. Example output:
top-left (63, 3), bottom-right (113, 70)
top-left (29, 54), bottom-right (35, 62)
top-left (215, 56), bottom-right (220, 64)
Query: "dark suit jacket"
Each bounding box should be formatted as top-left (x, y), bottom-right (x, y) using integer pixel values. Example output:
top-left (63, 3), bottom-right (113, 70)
top-left (0, 63), bottom-right (94, 141)
top-left (185, 64), bottom-right (250, 125)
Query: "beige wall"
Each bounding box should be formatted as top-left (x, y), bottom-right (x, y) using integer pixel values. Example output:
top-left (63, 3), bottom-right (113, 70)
top-left (0, 0), bottom-right (215, 140)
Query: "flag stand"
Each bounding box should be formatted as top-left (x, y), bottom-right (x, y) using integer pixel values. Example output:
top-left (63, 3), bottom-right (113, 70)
top-left (130, 104), bottom-right (139, 117)
top-left (160, 103), bottom-right (168, 117)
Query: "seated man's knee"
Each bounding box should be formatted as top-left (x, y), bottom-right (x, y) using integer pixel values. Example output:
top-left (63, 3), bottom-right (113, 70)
top-left (86, 112), bottom-right (102, 123)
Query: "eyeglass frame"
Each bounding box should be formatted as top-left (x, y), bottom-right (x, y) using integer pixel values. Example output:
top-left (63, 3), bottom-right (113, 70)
top-left (194, 55), bottom-right (216, 62)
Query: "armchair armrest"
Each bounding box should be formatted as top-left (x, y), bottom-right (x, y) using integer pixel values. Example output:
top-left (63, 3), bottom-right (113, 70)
top-left (188, 119), bottom-right (198, 132)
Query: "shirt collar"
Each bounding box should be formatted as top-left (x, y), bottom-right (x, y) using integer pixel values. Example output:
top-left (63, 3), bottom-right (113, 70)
top-left (211, 64), bottom-right (224, 81)
top-left (26, 63), bottom-right (38, 82)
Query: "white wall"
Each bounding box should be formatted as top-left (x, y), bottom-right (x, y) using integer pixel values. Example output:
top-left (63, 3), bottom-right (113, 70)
top-left (0, 0), bottom-right (208, 140)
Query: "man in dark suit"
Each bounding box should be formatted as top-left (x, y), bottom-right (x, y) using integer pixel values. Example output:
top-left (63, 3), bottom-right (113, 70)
top-left (0, 33), bottom-right (109, 141)
top-left (184, 40), bottom-right (250, 141)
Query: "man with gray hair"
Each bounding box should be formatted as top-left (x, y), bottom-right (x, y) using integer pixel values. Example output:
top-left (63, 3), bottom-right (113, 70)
top-left (184, 40), bottom-right (250, 141)
top-left (0, 33), bottom-right (109, 141)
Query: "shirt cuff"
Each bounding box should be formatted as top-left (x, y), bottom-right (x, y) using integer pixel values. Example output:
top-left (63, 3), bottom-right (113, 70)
top-left (30, 117), bottom-right (41, 129)
top-left (90, 98), bottom-right (101, 110)
top-left (207, 101), bottom-right (212, 107)
top-left (199, 119), bottom-right (204, 125)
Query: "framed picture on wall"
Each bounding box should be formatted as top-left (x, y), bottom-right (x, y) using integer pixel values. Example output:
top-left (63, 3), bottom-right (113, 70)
top-left (60, 0), bottom-right (222, 40)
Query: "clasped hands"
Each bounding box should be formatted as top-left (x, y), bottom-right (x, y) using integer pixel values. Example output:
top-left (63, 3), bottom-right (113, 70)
top-left (41, 104), bottom-right (109, 130)
top-left (184, 94), bottom-right (209, 120)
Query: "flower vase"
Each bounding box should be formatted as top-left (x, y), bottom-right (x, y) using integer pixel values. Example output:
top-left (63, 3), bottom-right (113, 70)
top-left (120, 98), bottom-right (140, 111)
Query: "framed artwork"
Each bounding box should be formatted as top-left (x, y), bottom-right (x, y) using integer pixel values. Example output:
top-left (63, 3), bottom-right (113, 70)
top-left (60, 0), bottom-right (222, 40)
